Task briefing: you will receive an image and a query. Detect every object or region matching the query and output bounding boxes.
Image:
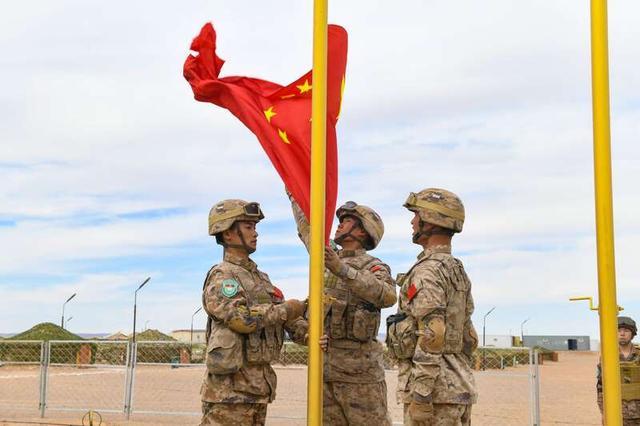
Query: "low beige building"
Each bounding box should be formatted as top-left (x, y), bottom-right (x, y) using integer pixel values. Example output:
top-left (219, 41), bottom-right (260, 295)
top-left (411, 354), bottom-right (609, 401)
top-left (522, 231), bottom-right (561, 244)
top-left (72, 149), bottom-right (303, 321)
top-left (171, 329), bottom-right (206, 344)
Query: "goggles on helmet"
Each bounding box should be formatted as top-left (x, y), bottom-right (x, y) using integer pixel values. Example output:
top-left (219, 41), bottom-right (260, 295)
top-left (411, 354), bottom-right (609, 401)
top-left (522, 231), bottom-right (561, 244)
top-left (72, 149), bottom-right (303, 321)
top-left (403, 192), bottom-right (464, 221)
top-left (336, 201), bottom-right (359, 219)
top-left (211, 202), bottom-right (264, 224)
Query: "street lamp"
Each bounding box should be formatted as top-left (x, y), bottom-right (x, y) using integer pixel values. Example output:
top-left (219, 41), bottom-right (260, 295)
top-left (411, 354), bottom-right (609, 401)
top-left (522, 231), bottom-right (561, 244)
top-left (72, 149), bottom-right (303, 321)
top-left (482, 306), bottom-right (496, 347)
top-left (132, 277), bottom-right (151, 345)
top-left (191, 307), bottom-right (203, 354)
top-left (482, 306), bottom-right (496, 371)
top-left (520, 318), bottom-right (530, 346)
top-left (61, 293), bottom-right (77, 329)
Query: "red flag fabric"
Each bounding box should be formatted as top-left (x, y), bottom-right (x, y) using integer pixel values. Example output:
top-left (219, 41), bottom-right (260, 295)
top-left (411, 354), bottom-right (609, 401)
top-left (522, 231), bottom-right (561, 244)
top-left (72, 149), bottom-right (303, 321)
top-left (184, 23), bottom-right (348, 243)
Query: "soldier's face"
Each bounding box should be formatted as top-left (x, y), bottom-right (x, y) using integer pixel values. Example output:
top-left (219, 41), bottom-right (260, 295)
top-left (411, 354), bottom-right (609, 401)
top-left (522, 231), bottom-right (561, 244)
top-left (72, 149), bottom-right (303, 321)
top-left (411, 212), bottom-right (427, 244)
top-left (226, 221), bottom-right (258, 251)
top-left (619, 327), bottom-right (633, 346)
top-left (334, 216), bottom-right (366, 243)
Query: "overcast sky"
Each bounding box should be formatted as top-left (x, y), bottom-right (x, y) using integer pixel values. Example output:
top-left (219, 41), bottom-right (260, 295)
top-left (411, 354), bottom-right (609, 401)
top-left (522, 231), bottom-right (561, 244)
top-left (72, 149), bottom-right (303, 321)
top-left (1, 1), bottom-right (638, 342)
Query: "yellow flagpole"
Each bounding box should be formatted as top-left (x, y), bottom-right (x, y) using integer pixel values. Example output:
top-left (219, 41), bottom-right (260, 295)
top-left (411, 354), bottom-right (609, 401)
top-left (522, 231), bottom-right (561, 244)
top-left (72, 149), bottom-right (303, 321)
top-left (308, 0), bottom-right (328, 424)
top-left (590, 0), bottom-right (622, 424)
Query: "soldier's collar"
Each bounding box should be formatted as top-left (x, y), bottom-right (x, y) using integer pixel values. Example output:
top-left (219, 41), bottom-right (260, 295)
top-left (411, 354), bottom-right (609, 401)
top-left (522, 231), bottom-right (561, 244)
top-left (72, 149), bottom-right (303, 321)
top-left (223, 252), bottom-right (257, 271)
top-left (430, 244), bottom-right (452, 254)
top-left (417, 244), bottom-right (451, 259)
top-left (339, 248), bottom-right (366, 258)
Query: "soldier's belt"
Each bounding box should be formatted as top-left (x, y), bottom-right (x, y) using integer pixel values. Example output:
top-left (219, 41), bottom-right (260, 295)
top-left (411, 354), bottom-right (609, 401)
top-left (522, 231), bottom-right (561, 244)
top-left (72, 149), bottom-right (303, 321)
top-left (330, 338), bottom-right (374, 350)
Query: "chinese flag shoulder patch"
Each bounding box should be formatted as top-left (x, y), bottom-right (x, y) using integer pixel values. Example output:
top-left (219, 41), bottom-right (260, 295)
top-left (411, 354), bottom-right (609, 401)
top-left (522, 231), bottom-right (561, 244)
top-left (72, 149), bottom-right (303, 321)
top-left (370, 265), bottom-right (382, 273)
top-left (272, 286), bottom-right (284, 301)
top-left (407, 283), bottom-right (418, 302)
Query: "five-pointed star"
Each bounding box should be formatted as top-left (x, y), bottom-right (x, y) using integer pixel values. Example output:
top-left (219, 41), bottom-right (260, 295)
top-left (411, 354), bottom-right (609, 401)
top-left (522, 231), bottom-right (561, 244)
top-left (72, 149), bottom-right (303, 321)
top-left (278, 129), bottom-right (291, 144)
top-left (264, 106), bottom-right (277, 123)
top-left (296, 79), bottom-right (312, 94)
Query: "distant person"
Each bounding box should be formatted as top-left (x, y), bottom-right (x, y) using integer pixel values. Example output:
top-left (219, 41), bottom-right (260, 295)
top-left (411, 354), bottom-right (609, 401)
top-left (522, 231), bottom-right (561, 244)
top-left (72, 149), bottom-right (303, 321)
top-left (597, 316), bottom-right (640, 425)
top-left (200, 200), bottom-right (305, 426)
top-left (388, 188), bottom-right (477, 425)
top-left (287, 193), bottom-right (397, 425)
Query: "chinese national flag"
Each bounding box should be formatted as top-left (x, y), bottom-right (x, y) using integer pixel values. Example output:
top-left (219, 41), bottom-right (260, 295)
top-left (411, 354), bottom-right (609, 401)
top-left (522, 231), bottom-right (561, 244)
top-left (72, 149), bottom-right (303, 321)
top-left (184, 23), bottom-right (347, 243)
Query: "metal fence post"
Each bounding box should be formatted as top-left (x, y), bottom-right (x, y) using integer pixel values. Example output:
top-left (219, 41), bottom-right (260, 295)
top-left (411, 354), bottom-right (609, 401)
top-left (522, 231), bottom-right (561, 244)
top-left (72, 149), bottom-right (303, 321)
top-left (528, 348), bottom-right (541, 426)
top-left (124, 341), bottom-right (137, 419)
top-left (533, 349), bottom-right (541, 425)
top-left (123, 340), bottom-right (132, 416)
top-left (39, 341), bottom-right (50, 418)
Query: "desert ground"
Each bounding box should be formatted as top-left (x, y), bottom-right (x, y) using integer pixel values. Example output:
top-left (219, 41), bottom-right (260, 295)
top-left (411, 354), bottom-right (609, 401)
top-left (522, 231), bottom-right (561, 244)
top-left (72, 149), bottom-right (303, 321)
top-left (0, 351), bottom-right (601, 425)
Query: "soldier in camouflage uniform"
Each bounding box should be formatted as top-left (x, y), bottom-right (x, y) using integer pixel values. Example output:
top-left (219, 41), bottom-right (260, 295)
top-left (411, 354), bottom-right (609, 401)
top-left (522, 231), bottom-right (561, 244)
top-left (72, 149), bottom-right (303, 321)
top-left (597, 316), bottom-right (640, 425)
top-left (200, 199), bottom-right (306, 426)
top-left (387, 188), bottom-right (477, 426)
top-left (288, 193), bottom-right (397, 425)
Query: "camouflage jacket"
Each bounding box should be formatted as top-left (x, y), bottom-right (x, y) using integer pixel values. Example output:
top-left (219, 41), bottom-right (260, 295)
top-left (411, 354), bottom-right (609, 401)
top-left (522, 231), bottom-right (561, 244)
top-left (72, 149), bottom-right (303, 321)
top-left (200, 251), bottom-right (290, 404)
top-left (597, 345), bottom-right (640, 419)
top-left (289, 198), bottom-right (397, 383)
top-left (396, 246), bottom-right (478, 405)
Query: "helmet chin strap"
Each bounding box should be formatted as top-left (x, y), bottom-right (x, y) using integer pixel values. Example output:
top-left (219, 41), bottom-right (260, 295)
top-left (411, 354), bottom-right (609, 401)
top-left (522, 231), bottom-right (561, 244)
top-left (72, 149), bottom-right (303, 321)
top-left (334, 219), bottom-right (367, 248)
top-left (412, 220), bottom-right (451, 244)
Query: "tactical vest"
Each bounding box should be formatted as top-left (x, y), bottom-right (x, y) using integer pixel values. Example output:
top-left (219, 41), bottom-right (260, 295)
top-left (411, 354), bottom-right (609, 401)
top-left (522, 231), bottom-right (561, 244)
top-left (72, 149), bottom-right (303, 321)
top-left (621, 361), bottom-right (640, 400)
top-left (203, 265), bottom-right (285, 367)
top-left (324, 255), bottom-right (381, 343)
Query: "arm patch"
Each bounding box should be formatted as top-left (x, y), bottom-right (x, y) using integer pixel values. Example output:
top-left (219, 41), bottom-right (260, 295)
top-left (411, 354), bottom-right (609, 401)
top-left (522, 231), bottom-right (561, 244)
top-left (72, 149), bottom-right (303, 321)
top-left (407, 283), bottom-right (418, 301)
top-left (272, 286), bottom-right (284, 301)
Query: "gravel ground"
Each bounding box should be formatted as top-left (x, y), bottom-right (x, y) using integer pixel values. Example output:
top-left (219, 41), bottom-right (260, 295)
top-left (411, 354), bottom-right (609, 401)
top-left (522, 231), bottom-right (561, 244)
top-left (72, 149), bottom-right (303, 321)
top-left (0, 351), bottom-right (601, 425)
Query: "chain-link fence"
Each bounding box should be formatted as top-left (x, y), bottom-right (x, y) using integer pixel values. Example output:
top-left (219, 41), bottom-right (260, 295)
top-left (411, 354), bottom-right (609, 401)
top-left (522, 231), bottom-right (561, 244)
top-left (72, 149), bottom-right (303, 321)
top-left (1, 340), bottom-right (543, 424)
top-left (471, 347), bottom-right (540, 426)
top-left (130, 341), bottom-right (204, 418)
top-left (46, 340), bottom-right (129, 416)
top-left (0, 340), bottom-right (44, 419)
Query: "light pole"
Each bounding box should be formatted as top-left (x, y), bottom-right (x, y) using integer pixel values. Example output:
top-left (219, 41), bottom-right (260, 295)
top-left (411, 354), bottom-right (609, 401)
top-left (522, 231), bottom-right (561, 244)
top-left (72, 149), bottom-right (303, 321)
top-left (520, 318), bottom-right (530, 346)
top-left (132, 277), bottom-right (151, 345)
top-left (482, 306), bottom-right (496, 347)
top-left (191, 306), bottom-right (203, 355)
top-left (482, 306), bottom-right (496, 371)
top-left (61, 293), bottom-right (76, 329)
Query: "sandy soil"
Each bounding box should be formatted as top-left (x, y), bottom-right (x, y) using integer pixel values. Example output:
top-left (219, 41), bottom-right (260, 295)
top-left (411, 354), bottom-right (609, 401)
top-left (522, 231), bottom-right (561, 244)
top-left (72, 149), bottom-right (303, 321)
top-left (0, 351), bottom-right (601, 425)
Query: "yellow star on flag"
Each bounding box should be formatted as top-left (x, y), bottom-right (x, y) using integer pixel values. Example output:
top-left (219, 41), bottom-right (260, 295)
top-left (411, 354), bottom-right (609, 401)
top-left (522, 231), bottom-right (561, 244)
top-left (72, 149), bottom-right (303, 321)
top-left (296, 79), bottom-right (312, 94)
top-left (278, 129), bottom-right (291, 144)
top-left (263, 106), bottom-right (277, 123)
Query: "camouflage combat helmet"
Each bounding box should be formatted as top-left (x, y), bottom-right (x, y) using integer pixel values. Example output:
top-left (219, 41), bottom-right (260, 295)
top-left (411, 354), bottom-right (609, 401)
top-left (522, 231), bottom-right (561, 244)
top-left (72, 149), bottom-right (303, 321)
top-left (208, 199), bottom-right (264, 236)
top-left (618, 316), bottom-right (637, 336)
top-left (403, 188), bottom-right (465, 233)
top-left (335, 201), bottom-right (384, 250)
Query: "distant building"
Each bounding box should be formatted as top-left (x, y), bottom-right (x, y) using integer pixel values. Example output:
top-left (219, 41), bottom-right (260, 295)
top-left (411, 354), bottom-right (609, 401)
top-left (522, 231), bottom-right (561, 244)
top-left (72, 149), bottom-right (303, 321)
top-left (171, 329), bottom-right (206, 344)
top-left (523, 335), bottom-right (590, 351)
top-left (481, 334), bottom-right (515, 348)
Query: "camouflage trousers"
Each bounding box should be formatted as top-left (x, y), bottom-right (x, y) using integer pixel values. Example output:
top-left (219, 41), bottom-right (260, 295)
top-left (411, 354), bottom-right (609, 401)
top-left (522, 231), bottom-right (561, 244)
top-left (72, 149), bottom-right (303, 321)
top-left (403, 403), bottom-right (471, 426)
top-left (200, 401), bottom-right (267, 426)
top-left (324, 381), bottom-right (392, 426)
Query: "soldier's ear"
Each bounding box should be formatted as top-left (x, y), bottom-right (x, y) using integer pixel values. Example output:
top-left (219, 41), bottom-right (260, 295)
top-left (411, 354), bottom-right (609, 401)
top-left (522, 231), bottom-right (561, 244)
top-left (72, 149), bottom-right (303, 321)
top-left (221, 228), bottom-right (234, 243)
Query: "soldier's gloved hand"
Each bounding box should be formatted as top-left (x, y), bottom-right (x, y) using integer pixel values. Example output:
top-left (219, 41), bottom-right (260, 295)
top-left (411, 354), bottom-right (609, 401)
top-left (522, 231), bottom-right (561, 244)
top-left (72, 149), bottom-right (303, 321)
top-left (319, 334), bottom-right (329, 352)
top-left (324, 246), bottom-right (346, 276)
top-left (408, 398), bottom-right (434, 423)
top-left (283, 299), bottom-right (306, 320)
